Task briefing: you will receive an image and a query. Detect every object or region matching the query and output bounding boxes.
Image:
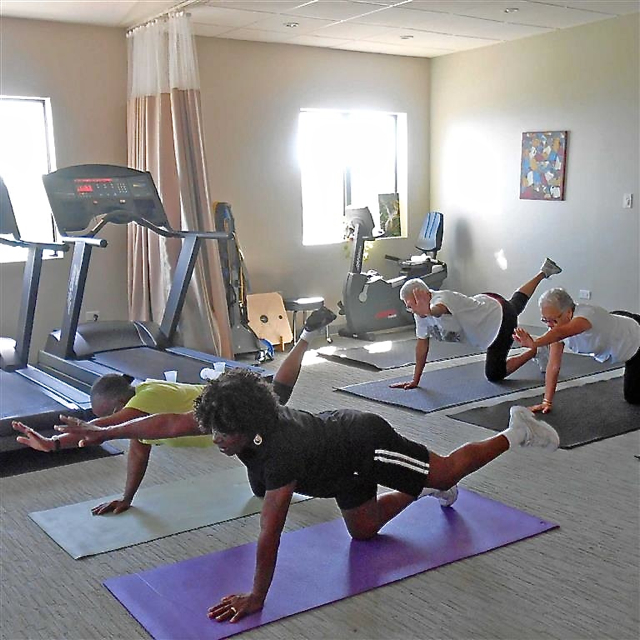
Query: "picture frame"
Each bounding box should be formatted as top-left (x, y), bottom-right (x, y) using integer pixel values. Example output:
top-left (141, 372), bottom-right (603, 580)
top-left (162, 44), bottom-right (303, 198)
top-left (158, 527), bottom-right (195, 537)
top-left (520, 131), bottom-right (568, 200)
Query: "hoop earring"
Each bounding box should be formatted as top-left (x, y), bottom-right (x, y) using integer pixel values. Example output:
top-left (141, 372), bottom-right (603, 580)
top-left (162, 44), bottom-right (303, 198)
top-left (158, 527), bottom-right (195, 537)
top-left (253, 434), bottom-right (263, 446)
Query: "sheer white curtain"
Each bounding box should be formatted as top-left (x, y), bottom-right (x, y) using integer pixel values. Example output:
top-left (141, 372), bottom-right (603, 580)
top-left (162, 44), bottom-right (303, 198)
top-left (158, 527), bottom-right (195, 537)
top-left (127, 13), bottom-right (233, 358)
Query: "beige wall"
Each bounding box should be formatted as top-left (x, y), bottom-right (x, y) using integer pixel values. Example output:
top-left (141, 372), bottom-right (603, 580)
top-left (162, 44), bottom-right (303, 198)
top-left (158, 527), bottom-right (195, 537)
top-left (430, 15), bottom-right (640, 325)
top-left (196, 38), bottom-right (431, 311)
top-left (3, 13), bottom-right (637, 358)
top-left (0, 18), bottom-right (128, 362)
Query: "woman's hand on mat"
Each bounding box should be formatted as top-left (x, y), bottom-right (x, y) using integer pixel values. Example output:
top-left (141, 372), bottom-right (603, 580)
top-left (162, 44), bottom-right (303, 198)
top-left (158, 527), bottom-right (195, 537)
top-left (528, 402), bottom-right (552, 414)
top-left (91, 499), bottom-right (131, 516)
top-left (54, 415), bottom-right (106, 447)
top-left (389, 380), bottom-right (420, 390)
top-left (513, 327), bottom-right (535, 349)
top-left (209, 592), bottom-right (264, 623)
top-left (12, 421), bottom-right (56, 452)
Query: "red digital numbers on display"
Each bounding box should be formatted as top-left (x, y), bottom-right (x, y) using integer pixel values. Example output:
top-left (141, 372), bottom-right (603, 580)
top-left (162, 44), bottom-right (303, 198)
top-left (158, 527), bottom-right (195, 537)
top-left (76, 185), bottom-right (94, 193)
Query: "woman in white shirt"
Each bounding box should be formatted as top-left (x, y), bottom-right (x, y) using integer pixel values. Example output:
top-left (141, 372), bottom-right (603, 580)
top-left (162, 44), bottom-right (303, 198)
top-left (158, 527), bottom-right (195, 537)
top-left (514, 288), bottom-right (640, 412)
top-left (393, 259), bottom-right (562, 389)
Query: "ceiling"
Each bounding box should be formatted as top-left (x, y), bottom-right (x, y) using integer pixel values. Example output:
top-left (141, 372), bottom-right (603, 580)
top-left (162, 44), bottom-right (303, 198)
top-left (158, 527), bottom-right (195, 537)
top-left (2, 0), bottom-right (639, 57)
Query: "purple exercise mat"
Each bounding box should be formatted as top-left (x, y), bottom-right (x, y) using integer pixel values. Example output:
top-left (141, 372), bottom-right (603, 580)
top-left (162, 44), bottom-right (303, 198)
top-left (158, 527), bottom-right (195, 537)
top-left (105, 489), bottom-right (557, 640)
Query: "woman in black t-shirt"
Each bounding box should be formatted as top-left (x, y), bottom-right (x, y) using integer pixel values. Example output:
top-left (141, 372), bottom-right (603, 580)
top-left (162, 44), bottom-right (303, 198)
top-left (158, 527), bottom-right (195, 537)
top-left (191, 369), bottom-right (559, 624)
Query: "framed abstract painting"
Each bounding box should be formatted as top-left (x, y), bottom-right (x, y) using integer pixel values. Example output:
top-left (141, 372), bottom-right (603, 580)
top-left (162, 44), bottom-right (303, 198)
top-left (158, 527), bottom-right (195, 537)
top-left (520, 131), bottom-right (568, 200)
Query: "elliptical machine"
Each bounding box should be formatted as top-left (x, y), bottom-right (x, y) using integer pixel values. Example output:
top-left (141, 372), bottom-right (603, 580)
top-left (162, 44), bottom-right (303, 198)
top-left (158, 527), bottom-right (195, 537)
top-left (338, 208), bottom-right (447, 340)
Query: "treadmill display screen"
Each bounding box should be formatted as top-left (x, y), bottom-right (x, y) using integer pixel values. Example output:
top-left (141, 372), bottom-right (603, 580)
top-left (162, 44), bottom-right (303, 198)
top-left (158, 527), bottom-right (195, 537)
top-left (73, 178), bottom-right (130, 198)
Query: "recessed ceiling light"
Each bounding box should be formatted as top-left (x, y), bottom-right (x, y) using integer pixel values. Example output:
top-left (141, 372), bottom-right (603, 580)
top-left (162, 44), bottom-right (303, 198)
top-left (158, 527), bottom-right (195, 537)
top-left (284, 21), bottom-right (299, 28)
top-left (504, 7), bottom-right (519, 13)
top-left (400, 35), bottom-right (414, 40)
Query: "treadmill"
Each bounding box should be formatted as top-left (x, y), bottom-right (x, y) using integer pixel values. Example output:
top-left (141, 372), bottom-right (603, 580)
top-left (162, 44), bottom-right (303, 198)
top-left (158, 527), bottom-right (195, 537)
top-left (0, 177), bottom-right (92, 452)
top-left (37, 164), bottom-right (271, 393)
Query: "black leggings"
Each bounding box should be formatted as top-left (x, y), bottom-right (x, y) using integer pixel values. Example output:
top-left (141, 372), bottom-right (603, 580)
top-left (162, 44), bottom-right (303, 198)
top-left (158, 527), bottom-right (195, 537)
top-left (611, 311), bottom-right (640, 405)
top-left (484, 291), bottom-right (530, 382)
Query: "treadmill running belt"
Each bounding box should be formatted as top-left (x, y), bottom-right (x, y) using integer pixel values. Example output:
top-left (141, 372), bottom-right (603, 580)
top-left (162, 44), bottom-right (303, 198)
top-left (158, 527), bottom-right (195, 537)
top-left (93, 347), bottom-right (267, 384)
top-left (1, 371), bottom-right (92, 451)
top-left (0, 371), bottom-right (73, 419)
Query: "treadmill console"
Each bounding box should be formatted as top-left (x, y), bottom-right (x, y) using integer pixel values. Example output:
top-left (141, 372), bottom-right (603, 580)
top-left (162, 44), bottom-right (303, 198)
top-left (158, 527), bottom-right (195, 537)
top-left (43, 165), bottom-right (170, 234)
top-left (0, 176), bottom-right (21, 238)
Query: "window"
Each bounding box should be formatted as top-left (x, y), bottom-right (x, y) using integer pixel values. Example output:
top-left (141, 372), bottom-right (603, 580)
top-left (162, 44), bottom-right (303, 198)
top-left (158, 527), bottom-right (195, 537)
top-left (0, 96), bottom-right (57, 263)
top-left (298, 108), bottom-right (406, 246)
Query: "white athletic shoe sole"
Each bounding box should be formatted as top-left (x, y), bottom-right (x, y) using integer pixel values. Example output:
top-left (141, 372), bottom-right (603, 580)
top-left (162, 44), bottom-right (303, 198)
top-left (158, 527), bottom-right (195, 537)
top-left (541, 258), bottom-right (562, 279)
top-left (419, 484), bottom-right (459, 507)
top-left (509, 406), bottom-right (560, 451)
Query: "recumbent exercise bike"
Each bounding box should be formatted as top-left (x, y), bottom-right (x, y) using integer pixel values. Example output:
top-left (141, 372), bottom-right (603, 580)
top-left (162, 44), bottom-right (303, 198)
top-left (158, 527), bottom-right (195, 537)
top-left (338, 208), bottom-right (447, 340)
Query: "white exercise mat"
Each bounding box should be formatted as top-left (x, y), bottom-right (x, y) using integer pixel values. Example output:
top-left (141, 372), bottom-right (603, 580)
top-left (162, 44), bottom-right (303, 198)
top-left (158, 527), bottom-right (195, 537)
top-left (29, 466), bottom-right (310, 559)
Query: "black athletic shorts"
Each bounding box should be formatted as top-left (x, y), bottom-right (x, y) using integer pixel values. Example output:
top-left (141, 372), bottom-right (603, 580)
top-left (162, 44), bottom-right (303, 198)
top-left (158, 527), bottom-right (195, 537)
top-left (333, 411), bottom-right (431, 511)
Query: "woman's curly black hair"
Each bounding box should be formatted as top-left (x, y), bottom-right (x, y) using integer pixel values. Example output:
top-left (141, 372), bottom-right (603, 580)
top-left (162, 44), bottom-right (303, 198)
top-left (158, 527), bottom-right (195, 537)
top-left (193, 368), bottom-right (280, 436)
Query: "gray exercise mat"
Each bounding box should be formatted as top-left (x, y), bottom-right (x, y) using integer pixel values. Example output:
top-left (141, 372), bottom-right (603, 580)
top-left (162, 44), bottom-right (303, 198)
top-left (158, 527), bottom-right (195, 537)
top-left (318, 339), bottom-right (483, 370)
top-left (337, 353), bottom-right (622, 414)
top-left (449, 377), bottom-right (638, 448)
top-left (29, 466), bottom-right (310, 559)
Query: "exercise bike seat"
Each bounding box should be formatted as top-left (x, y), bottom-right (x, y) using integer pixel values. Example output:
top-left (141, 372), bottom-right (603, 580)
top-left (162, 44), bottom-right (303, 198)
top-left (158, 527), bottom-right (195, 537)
top-left (385, 211), bottom-right (445, 277)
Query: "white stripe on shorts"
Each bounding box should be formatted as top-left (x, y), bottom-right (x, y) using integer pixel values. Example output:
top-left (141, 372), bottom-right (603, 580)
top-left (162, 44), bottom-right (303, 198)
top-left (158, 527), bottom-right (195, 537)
top-left (374, 449), bottom-right (430, 476)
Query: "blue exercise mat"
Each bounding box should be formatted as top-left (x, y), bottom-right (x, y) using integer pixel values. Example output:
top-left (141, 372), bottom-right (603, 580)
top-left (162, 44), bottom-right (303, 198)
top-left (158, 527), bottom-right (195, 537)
top-left (337, 353), bottom-right (621, 414)
top-left (318, 338), bottom-right (483, 370)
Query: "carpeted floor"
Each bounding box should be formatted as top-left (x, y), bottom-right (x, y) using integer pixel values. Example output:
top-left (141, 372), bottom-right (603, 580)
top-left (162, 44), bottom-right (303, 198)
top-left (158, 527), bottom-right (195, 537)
top-left (1, 327), bottom-right (638, 640)
top-left (0, 442), bottom-right (122, 478)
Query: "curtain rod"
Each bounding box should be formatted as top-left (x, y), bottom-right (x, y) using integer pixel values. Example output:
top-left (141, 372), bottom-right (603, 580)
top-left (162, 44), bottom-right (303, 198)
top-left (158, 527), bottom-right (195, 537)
top-left (126, 0), bottom-right (206, 36)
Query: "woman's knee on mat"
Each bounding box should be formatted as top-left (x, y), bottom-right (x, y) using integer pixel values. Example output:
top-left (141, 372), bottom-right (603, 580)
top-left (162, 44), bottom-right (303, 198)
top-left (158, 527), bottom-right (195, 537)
top-left (485, 361), bottom-right (507, 382)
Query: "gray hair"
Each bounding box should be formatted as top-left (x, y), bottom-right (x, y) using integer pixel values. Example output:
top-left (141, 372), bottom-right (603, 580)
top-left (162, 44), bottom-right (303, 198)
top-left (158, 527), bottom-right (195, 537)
top-left (538, 287), bottom-right (575, 312)
top-left (399, 278), bottom-right (430, 301)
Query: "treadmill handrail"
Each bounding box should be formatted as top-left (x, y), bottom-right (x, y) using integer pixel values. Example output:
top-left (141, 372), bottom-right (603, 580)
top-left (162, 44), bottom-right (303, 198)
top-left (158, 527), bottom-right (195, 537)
top-left (61, 211), bottom-right (230, 242)
top-left (59, 235), bottom-right (108, 248)
top-left (177, 229), bottom-right (233, 240)
top-left (0, 236), bottom-right (69, 253)
top-left (109, 211), bottom-right (231, 241)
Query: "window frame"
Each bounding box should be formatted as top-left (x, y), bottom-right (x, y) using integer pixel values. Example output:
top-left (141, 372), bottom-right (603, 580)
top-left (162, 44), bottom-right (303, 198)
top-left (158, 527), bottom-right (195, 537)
top-left (298, 107), bottom-right (406, 247)
top-left (0, 95), bottom-right (59, 264)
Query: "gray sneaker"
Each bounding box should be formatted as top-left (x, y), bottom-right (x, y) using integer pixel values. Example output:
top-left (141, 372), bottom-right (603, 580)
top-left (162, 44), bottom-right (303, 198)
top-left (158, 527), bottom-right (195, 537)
top-left (303, 306), bottom-right (337, 332)
top-left (533, 344), bottom-right (549, 373)
top-left (418, 484), bottom-right (459, 507)
top-left (540, 258), bottom-right (562, 279)
top-left (508, 406), bottom-right (560, 451)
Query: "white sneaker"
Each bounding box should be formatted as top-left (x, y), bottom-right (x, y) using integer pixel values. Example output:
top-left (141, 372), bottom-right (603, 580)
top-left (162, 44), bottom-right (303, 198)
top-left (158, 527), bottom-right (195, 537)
top-left (508, 406), bottom-right (560, 451)
top-left (533, 344), bottom-right (549, 373)
top-left (540, 258), bottom-right (562, 279)
top-left (418, 484), bottom-right (459, 507)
